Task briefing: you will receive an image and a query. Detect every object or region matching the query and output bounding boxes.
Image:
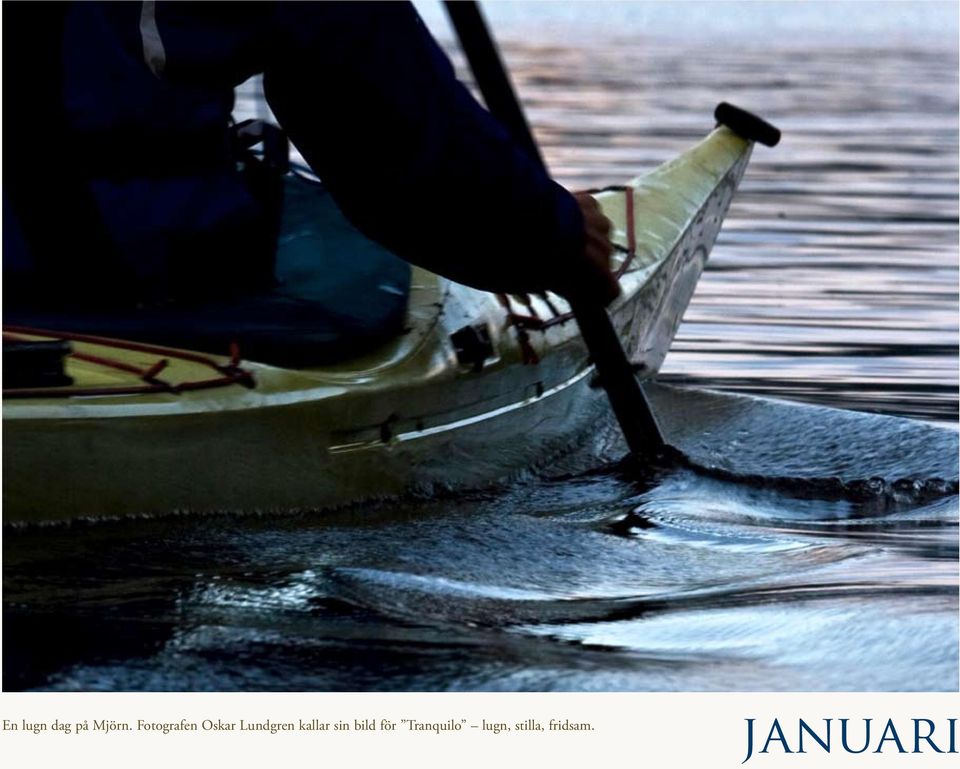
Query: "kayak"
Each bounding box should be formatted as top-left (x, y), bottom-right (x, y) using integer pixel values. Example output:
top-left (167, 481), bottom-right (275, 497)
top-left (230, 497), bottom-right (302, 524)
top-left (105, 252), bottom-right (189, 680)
top-left (3, 122), bottom-right (756, 525)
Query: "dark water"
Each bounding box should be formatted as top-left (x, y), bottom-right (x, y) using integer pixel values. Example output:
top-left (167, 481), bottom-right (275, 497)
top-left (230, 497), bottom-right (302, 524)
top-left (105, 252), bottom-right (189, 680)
top-left (4, 13), bottom-right (958, 691)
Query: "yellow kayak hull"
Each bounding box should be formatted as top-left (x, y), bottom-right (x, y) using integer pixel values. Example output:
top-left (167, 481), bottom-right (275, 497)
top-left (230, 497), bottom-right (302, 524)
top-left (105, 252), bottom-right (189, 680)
top-left (3, 127), bottom-right (753, 524)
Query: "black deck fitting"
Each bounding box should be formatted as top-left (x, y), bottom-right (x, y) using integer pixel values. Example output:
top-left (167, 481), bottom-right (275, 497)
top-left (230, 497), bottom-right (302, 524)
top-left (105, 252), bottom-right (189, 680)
top-left (715, 102), bottom-right (781, 147)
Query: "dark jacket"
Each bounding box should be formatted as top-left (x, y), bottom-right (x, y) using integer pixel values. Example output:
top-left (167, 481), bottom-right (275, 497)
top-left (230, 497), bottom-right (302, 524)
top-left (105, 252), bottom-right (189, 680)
top-left (4, 1), bottom-right (584, 305)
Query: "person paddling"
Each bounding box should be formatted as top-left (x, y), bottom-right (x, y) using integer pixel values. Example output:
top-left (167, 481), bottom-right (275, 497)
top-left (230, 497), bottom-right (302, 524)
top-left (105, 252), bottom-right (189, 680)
top-left (5, 1), bottom-right (618, 312)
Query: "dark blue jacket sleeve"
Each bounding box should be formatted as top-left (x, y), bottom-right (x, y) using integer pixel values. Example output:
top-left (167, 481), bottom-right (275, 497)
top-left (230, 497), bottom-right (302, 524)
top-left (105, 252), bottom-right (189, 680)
top-left (261, 2), bottom-right (585, 295)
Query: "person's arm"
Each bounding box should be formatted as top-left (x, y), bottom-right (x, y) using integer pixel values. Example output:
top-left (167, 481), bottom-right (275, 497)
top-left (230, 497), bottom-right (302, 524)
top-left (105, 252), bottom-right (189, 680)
top-left (262, 2), bottom-right (616, 302)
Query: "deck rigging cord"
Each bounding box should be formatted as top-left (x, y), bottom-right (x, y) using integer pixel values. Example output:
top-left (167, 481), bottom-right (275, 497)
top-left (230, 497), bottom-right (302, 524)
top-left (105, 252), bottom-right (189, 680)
top-left (3, 327), bottom-right (254, 398)
top-left (495, 185), bottom-right (639, 364)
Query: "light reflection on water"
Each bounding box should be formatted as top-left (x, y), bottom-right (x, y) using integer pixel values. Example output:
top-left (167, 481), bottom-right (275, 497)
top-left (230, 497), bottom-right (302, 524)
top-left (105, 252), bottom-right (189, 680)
top-left (504, 41), bottom-right (959, 422)
top-left (3, 17), bottom-right (958, 691)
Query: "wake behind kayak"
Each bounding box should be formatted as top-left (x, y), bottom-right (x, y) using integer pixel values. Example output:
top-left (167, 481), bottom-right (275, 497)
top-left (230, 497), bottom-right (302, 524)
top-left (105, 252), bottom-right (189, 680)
top-left (631, 383), bottom-right (958, 508)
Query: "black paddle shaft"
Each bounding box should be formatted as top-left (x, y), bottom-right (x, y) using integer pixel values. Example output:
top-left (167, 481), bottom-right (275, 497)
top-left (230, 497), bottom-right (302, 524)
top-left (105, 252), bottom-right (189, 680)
top-left (443, 1), bottom-right (665, 455)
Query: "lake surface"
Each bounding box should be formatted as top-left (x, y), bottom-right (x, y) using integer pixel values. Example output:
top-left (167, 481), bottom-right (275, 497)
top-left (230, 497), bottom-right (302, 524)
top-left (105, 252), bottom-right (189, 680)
top-left (3, 4), bottom-right (958, 691)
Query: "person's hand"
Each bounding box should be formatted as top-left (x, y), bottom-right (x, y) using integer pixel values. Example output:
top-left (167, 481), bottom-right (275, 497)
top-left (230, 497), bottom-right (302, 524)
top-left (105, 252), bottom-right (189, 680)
top-left (556, 193), bottom-right (620, 307)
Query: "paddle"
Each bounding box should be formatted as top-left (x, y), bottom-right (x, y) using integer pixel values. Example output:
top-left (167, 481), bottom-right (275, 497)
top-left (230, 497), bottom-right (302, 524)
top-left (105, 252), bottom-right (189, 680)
top-left (444, 1), bottom-right (666, 456)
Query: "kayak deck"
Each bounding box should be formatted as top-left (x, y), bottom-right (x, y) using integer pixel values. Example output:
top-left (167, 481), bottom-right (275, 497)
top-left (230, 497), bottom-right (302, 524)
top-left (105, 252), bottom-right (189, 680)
top-left (3, 126), bottom-right (753, 524)
top-left (3, 328), bottom-right (255, 398)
